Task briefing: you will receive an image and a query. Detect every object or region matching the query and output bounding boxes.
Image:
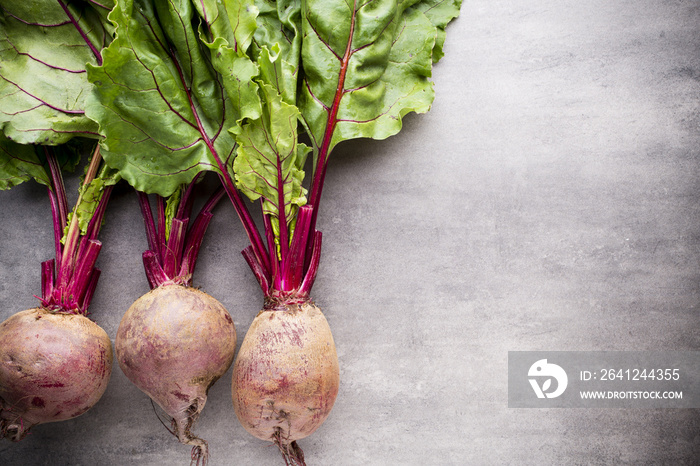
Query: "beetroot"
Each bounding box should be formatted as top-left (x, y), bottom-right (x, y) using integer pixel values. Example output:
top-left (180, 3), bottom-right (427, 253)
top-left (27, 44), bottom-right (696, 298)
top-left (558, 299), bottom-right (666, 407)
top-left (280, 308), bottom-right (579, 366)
top-left (113, 185), bottom-right (234, 464)
top-left (232, 301), bottom-right (339, 464)
top-left (0, 308), bottom-right (112, 441)
top-left (116, 284), bottom-right (236, 462)
top-left (0, 146), bottom-right (115, 441)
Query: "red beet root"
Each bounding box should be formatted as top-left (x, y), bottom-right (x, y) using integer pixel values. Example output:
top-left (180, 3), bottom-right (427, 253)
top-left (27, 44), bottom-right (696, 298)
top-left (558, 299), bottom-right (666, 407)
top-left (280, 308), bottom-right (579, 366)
top-left (232, 301), bottom-right (339, 465)
top-left (116, 284), bottom-right (236, 464)
top-left (0, 308), bottom-right (113, 441)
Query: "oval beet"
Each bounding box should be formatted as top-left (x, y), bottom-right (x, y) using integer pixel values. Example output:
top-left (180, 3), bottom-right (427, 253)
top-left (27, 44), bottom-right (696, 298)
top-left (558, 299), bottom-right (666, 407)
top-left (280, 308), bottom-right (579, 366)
top-left (232, 302), bottom-right (339, 463)
top-left (0, 308), bottom-right (113, 441)
top-left (116, 284), bottom-right (236, 463)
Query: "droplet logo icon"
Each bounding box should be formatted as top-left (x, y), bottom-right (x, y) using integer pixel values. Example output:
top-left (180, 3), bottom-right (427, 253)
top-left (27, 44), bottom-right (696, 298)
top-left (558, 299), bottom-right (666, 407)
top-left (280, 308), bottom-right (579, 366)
top-left (528, 359), bottom-right (568, 399)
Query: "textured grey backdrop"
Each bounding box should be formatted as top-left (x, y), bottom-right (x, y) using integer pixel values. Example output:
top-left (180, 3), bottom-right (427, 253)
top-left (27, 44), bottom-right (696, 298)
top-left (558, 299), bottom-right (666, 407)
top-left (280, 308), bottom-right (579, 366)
top-left (1, 0), bottom-right (699, 464)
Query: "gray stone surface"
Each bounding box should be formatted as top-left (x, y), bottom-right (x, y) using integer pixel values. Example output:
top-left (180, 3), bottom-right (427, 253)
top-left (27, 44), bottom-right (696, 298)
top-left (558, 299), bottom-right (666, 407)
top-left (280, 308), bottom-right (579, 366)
top-left (1, 0), bottom-right (699, 464)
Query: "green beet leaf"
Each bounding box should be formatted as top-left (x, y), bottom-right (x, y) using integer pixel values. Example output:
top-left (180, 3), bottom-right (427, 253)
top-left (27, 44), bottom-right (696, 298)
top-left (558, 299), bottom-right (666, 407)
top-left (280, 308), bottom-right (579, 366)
top-left (0, 134), bottom-right (83, 189)
top-left (85, 0), bottom-right (261, 197)
top-left (296, 0), bottom-right (461, 230)
top-left (413, 0), bottom-right (463, 62)
top-left (299, 0), bottom-right (438, 160)
top-left (233, 78), bottom-right (310, 250)
top-left (69, 163), bottom-right (121, 237)
top-left (251, 0), bottom-right (303, 105)
top-left (0, 133), bottom-right (51, 188)
top-left (0, 0), bottom-right (114, 145)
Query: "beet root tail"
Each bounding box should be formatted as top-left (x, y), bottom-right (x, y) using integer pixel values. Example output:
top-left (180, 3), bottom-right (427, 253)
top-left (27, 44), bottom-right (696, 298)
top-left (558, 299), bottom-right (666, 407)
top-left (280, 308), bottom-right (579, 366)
top-left (273, 428), bottom-right (307, 466)
top-left (0, 404), bottom-right (29, 442)
top-left (171, 401), bottom-right (209, 466)
top-left (1, 397), bottom-right (30, 442)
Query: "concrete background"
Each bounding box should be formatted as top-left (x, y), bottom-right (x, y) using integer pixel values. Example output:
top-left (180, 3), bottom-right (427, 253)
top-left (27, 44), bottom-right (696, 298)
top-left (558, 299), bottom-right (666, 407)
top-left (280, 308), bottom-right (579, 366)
top-left (1, 0), bottom-right (699, 464)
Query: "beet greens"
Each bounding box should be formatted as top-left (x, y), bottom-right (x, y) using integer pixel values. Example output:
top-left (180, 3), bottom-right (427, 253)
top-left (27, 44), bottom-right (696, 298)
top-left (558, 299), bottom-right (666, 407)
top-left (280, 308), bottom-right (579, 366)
top-left (0, 0), bottom-right (120, 320)
top-left (86, 0), bottom-right (461, 300)
top-left (0, 144), bottom-right (116, 315)
top-left (116, 179), bottom-right (235, 465)
top-left (0, 0), bottom-right (114, 144)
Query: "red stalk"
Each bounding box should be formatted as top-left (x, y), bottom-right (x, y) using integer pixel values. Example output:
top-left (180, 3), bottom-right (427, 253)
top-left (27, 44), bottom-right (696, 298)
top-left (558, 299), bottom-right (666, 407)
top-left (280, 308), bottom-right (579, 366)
top-left (262, 208), bottom-right (280, 291)
top-left (69, 239), bottom-right (102, 302)
top-left (79, 268), bottom-right (101, 312)
top-left (137, 191), bottom-right (161, 260)
top-left (242, 246), bottom-right (270, 293)
top-left (40, 146), bottom-right (111, 315)
top-left (156, 195), bottom-right (167, 264)
top-left (143, 250), bottom-right (168, 289)
top-left (47, 187), bottom-right (64, 272)
top-left (307, 0), bottom-right (357, 223)
top-left (299, 231), bottom-right (322, 295)
top-left (41, 259), bottom-right (55, 302)
top-left (84, 185), bottom-right (114, 241)
top-left (45, 147), bottom-right (68, 271)
top-left (302, 0), bottom-right (358, 275)
top-left (200, 186), bottom-right (226, 216)
top-left (276, 156), bottom-right (290, 286)
top-left (58, 146), bottom-right (102, 290)
top-left (179, 186), bottom-right (225, 279)
top-left (218, 176), bottom-right (271, 279)
top-left (180, 211), bottom-right (212, 282)
top-left (138, 182), bottom-right (224, 287)
top-left (45, 146), bottom-right (68, 231)
top-left (163, 218), bottom-right (188, 277)
top-left (176, 172), bottom-right (200, 220)
top-left (281, 205), bottom-right (313, 291)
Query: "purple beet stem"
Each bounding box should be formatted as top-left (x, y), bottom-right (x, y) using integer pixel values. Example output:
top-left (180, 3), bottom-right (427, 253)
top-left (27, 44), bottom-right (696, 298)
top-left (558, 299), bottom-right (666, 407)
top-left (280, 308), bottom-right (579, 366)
top-left (40, 148), bottom-right (112, 315)
top-left (137, 191), bottom-right (161, 260)
top-left (138, 184), bottom-right (225, 289)
top-left (163, 218), bottom-right (188, 277)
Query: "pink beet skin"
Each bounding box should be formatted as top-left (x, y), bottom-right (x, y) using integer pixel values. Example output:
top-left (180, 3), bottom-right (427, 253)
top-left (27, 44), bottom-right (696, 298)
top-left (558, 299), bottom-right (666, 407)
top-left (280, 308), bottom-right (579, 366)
top-left (115, 284), bottom-right (236, 462)
top-left (232, 301), bottom-right (339, 448)
top-left (0, 308), bottom-right (113, 441)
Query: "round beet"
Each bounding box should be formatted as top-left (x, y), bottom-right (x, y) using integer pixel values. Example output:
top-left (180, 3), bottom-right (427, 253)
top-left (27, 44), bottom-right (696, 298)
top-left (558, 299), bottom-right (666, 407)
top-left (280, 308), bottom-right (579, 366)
top-left (115, 284), bottom-right (236, 463)
top-left (0, 308), bottom-right (113, 441)
top-left (232, 301), bottom-right (339, 464)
